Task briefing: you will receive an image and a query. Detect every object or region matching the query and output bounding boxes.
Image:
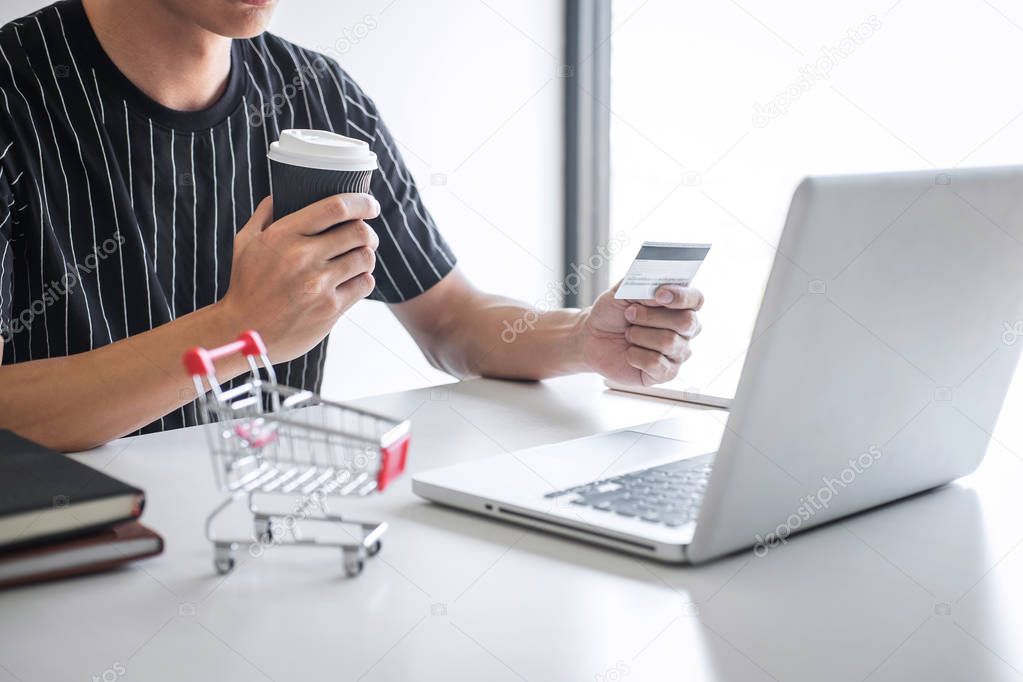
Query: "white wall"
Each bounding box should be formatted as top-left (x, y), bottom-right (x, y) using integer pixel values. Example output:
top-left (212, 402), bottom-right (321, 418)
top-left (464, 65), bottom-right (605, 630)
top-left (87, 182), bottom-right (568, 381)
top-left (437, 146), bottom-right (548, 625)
top-left (0, 0), bottom-right (565, 401)
top-left (271, 0), bottom-right (564, 400)
top-left (0, 1), bottom-right (40, 19)
top-left (607, 0), bottom-right (1023, 399)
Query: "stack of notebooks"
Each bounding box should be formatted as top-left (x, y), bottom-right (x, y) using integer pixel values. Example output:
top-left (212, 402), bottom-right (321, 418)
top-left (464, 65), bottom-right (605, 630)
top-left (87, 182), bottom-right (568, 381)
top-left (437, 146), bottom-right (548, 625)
top-left (0, 430), bottom-right (163, 589)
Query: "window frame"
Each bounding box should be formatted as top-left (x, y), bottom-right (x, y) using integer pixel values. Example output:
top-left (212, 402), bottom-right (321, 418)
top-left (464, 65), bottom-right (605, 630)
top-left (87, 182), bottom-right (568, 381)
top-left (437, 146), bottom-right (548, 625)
top-left (563, 0), bottom-right (612, 307)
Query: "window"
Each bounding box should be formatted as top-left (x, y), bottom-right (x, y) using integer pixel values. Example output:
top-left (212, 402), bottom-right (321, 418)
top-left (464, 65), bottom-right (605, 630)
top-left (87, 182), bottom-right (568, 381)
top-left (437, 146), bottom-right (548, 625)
top-left (606, 0), bottom-right (1023, 397)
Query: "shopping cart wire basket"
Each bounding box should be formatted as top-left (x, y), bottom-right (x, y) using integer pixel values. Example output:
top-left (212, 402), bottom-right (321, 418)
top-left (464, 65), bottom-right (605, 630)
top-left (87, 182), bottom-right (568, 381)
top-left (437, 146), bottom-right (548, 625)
top-left (183, 330), bottom-right (411, 577)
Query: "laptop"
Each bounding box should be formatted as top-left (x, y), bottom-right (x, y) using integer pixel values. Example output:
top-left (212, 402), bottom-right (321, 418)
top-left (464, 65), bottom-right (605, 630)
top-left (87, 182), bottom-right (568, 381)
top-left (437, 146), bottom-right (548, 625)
top-left (413, 166), bottom-right (1023, 563)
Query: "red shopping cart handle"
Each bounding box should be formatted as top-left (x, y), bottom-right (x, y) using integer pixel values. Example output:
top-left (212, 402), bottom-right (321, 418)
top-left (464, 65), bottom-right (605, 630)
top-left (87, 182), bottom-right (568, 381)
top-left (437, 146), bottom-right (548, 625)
top-left (184, 330), bottom-right (268, 376)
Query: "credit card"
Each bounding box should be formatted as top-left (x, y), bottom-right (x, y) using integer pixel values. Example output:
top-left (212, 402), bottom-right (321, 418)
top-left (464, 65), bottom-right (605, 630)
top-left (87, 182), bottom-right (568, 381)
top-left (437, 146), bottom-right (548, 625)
top-left (614, 242), bottom-right (711, 300)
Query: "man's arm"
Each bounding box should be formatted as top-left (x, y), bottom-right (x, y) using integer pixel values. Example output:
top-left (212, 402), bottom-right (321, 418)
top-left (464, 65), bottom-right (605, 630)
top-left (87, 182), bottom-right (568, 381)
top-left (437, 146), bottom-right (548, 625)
top-left (0, 304), bottom-right (250, 451)
top-left (0, 194), bottom-right (381, 452)
top-left (390, 267), bottom-right (703, 385)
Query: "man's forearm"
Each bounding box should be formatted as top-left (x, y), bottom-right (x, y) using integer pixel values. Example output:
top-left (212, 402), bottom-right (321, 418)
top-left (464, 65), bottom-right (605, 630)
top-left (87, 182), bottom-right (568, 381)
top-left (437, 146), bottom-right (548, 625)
top-left (412, 292), bottom-right (592, 381)
top-left (0, 302), bottom-right (247, 452)
top-left (393, 267), bottom-right (702, 389)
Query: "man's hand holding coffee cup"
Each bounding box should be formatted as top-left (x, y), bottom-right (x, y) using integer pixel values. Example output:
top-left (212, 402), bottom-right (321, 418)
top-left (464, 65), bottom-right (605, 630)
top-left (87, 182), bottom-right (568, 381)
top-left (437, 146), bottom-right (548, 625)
top-left (212, 129), bottom-right (382, 363)
top-left (216, 192), bottom-right (381, 363)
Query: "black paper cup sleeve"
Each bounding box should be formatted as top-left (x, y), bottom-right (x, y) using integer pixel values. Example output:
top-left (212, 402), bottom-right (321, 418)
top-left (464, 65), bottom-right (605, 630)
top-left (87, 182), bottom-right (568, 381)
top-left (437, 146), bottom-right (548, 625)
top-left (270, 160), bottom-right (375, 220)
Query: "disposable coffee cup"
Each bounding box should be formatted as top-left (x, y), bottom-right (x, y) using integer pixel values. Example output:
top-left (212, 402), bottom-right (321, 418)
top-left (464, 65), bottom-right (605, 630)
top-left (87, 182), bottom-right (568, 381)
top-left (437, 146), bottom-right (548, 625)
top-left (267, 129), bottom-right (378, 220)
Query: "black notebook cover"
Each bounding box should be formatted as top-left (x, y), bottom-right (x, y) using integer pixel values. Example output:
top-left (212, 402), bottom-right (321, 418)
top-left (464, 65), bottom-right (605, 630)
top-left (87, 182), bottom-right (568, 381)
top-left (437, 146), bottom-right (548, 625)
top-left (0, 430), bottom-right (145, 549)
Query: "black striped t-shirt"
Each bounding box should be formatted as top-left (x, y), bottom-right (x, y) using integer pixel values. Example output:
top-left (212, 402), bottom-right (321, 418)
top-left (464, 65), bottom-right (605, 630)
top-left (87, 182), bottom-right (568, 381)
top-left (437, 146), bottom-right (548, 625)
top-left (0, 1), bottom-right (456, 433)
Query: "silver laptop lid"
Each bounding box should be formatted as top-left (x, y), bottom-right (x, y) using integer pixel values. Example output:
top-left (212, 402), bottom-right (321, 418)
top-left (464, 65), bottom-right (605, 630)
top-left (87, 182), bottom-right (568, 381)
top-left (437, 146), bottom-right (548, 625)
top-left (689, 166), bottom-right (1023, 562)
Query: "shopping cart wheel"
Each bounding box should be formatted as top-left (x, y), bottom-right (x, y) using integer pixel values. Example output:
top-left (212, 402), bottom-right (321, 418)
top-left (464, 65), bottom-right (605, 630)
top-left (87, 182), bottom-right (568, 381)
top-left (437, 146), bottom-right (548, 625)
top-left (214, 544), bottom-right (236, 575)
top-left (367, 540), bottom-right (382, 557)
top-left (343, 549), bottom-right (365, 577)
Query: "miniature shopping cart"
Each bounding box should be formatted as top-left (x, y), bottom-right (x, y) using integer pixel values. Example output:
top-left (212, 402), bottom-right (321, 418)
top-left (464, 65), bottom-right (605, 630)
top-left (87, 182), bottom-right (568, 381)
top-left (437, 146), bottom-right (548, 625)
top-left (183, 330), bottom-right (411, 577)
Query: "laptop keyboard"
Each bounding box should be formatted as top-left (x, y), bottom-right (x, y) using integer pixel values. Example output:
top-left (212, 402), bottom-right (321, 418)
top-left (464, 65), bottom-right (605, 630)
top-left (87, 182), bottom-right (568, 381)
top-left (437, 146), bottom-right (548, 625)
top-left (544, 454), bottom-right (714, 527)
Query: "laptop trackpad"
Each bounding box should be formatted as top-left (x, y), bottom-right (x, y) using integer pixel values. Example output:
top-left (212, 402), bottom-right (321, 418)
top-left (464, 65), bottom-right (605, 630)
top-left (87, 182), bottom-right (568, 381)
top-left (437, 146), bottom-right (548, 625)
top-left (413, 416), bottom-right (722, 503)
top-left (509, 429), bottom-right (712, 493)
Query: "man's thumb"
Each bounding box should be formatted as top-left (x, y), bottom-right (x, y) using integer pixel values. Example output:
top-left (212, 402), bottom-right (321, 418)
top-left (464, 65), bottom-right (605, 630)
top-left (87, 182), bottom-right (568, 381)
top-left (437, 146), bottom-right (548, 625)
top-left (241, 196), bottom-right (274, 235)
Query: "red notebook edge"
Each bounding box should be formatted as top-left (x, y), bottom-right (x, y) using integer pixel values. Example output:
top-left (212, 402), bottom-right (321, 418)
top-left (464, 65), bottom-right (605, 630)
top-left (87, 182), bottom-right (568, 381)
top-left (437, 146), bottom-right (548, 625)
top-left (0, 521), bottom-right (164, 590)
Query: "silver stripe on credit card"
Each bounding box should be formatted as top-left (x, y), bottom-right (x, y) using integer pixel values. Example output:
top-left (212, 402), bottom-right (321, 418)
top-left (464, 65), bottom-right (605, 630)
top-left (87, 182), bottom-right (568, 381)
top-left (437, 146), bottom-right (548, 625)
top-left (615, 241), bottom-right (711, 301)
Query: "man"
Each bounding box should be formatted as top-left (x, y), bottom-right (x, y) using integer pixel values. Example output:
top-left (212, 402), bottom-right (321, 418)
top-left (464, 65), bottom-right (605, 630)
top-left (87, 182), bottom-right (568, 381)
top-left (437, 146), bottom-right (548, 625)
top-left (0, 0), bottom-right (704, 451)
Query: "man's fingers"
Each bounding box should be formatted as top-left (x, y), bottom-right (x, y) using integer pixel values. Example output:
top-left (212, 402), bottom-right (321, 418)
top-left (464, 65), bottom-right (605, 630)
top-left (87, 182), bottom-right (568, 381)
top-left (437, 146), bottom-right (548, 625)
top-left (625, 346), bottom-right (680, 385)
top-left (650, 285), bottom-right (704, 310)
top-left (276, 193), bottom-right (381, 236)
top-left (625, 326), bottom-right (692, 362)
top-left (300, 247), bottom-right (376, 305)
top-left (313, 219), bottom-right (379, 259)
top-left (336, 271), bottom-right (376, 303)
top-left (624, 305), bottom-right (700, 336)
top-left (327, 246), bottom-right (376, 287)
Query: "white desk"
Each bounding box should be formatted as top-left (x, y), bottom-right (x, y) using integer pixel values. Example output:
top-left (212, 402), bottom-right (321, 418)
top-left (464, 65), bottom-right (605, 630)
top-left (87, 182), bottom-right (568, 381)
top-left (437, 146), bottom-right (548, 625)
top-left (2, 374), bottom-right (1023, 682)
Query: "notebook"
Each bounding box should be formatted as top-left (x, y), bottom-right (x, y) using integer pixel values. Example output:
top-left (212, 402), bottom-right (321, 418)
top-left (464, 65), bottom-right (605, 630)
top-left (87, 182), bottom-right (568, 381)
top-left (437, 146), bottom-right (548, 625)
top-left (0, 430), bottom-right (145, 549)
top-left (0, 521), bottom-right (163, 589)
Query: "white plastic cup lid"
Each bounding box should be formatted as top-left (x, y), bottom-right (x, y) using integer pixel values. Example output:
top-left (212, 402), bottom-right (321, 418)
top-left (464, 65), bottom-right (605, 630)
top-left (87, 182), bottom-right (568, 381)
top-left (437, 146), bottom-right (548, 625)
top-left (267, 129), bottom-right (378, 172)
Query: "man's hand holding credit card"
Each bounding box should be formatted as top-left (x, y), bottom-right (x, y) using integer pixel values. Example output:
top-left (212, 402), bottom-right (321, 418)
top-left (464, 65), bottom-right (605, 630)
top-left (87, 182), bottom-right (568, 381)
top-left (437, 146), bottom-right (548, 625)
top-left (578, 241), bottom-right (709, 387)
top-left (615, 242), bottom-right (710, 301)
